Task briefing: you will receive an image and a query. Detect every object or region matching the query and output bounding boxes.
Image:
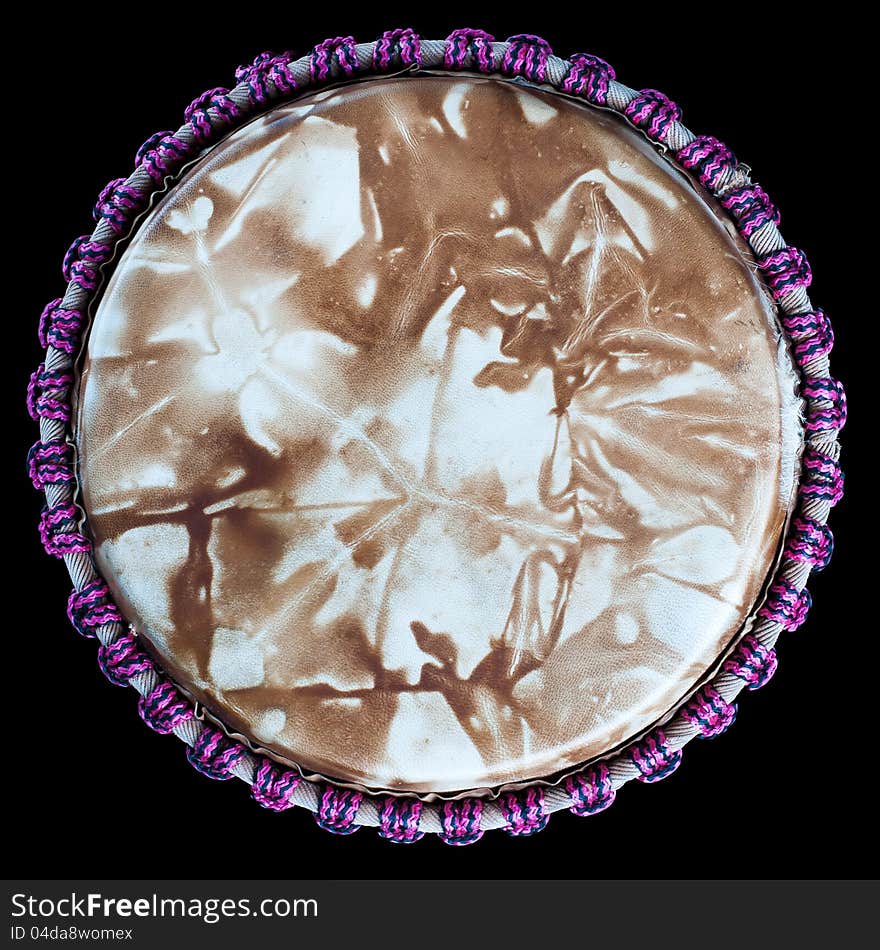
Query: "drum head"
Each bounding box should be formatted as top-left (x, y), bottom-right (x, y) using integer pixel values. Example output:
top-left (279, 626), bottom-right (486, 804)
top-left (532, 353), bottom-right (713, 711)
top-left (76, 74), bottom-right (801, 794)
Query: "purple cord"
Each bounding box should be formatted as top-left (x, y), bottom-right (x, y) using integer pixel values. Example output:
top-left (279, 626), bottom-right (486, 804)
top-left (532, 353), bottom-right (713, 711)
top-left (378, 797), bottom-right (424, 843)
top-left (632, 730), bottom-right (682, 783)
top-left (565, 763), bottom-right (616, 816)
top-left (27, 364), bottom-right (73, 423)
top-left (562, 53), bottom-right (615, 105)
top-left (682, 686), bottom-right (737, 738)
top-left (186, 727), bottom-right (246, 780)
top-left (720, 184), bottom-right (781, 238)
top-left (38, 502), bottom-right (89, 558)
top-left (499, 787), bottom-right (548, 836)
top-left (373, 28), bottom-right (422, 71)
top-left (139, 681), bottom-right (194, 734)
top-left (67, 579), bottom-right (122, 638)
top-left (800, 448), bottom-right (844, 507)
top-left (624, 89), bottom-right (681, 141)
top-left (723, 634), bottom-right (778, 690)
top-left (310, 36), bottom-right (358, 83)
top-left (759, 246), bottom-right (812, 301)
top-left (501, 34), bottom-right (552, 83)
top-left (677, 135), bottom-right (737, 190)
top-left (252, 759), bottom-right (301, 812)
top-left (444, 28), bottom-right (495, 72)
top-left (315, 786), bottom-right (362, 834)
top-left (97, 632), bottom-right (154, 687)
top-left (439, 798), bottom-right (484, 846)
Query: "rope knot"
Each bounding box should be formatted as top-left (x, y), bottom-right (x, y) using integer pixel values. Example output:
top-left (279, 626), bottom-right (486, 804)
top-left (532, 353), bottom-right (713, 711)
top-left (373, 29), bottom-right (422, 71)
top-left (759, 580), bottom-right (811, 631)
top-left (185, 87), bottom-right (242, 144)
top-left (139, 681), bottom-right (194, 734)
top-left (784, 516), bottom-right (834, 570)
top-left (676, 135), bottom-right (737, 191)
top-left (186, 726), bottom-right (246, 780)
top-left (565, 762), bottom-right (616, 816)
top-left (97, 631), bottom-right (154, 687)
top-left (803, 376), bottom-right (847, 433)
top-left (758, 246), bottom-right (812, 301)
top-left (38, 301), bottom-right (84, 355)
top-left (27, 363), bottom-right (73, 423)
top-left (723, 634), bottom-right (778, 690)
top-left (38, 502), bottom-right (88, 558)
top-left (562, 53), bottom-right (615, 105)
top-left (92, 178), bottom-right (147, 233)
top-left (61, 235), bottom-right (112, 294)
top-left (632, 730), bottom-right (682, 783)
top-left (501, 34), bottom-right (552, 83)
top-left (498, 787), bottom-right (548, 837)
top-left (624, 89), bottom-right (682, 141)
top-left (235, 52), bottom-right (297, 104)
top-left (781, 308), bottom-right (833, 368)
top-left (720, 183), bottom-right (781, 238)
top-left (252, 759), bottom-right (301, 812)
top-left (309, 36), bottom-right (359, 83)
top-left (67, 579), bottom-right (122, 638)
top-left (799, 448), bottom-right (843, 507)
top-left (315, 785), bottom-right (362, 834)
top-left (682, 686), bottom-right (737, 737)
top-left (135, 131), bottom-right (194, 182)
top-left (444, 28), bottom-right (495, 72)
top-left (27, 439), bottom-right (75, 489)
top-left (378, 797), bottom-right (424, 843)
top-left (439, 798), bottom-right (484, 846)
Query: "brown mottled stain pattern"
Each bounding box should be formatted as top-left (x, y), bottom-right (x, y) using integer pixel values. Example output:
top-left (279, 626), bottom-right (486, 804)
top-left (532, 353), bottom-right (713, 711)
top-left (76, 76), bottom-right (799, 793)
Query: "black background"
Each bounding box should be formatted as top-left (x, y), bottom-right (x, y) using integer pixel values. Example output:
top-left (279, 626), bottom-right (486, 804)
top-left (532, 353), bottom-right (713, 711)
top-left (6, 8), bottom-right (871, 879)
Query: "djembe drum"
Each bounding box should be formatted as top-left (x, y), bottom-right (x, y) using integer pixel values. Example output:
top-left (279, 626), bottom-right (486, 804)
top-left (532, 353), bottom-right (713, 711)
top-left (29, 30), bottom-right (843, 843)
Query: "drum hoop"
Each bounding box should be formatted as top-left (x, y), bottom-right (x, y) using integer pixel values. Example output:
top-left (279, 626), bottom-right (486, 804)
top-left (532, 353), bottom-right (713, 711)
top-left (28, 30), bottom-right (843, 843)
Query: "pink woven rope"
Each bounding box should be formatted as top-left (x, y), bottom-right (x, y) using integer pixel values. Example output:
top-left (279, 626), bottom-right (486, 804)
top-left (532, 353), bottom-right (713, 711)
top-left (38, 299), bottom-right (85, 355)
top-left (67, 579), bottom-right (122, 638)
top-left (315, 786), bottom-right (362, 834)
top-left (444, 28), bottom-right (495, 71)
top-left (632, 731), bottom-right (682, 783)
top-left (235, 52), bottom-right (297, 105)
top-left (27, 364), bottom-right (73, 422)
top-left (373, 28), bottom-right (421, 71)
top-left (97, 631), bottom-right (154, 687)
top-left (186, 726), bottom-right (246, 780)
top-left (135, 131), bottom-right (196, 182)
top-left (184, 87), bottom-right (242, 144)
top-left (38, 502), bottom-right (89, 558)
top-left (378, 797), bottom-right (424, 843)
top-left (499, 787), bottom-right (548, 836)
top-left (720, 184), bottom-right (781, 238)
top-left (624, 89), bottom-right (681, 140)
top-left (565, 763), bottom-right (616, 816)
top-left (439, 798), bottom-right (484, 846)
top-left (501, 34), bottom-right (552, 83)
top-left (782, 308), bottom-right (833, 368)
top-left (252, 760), bottom-right (301, 812)
top-left (138, 681), bottom-right (194, 735)
top-left (800, 448), bottom-right (843, 507)
top-left (677, 135), bottom-right (737, 190)
top-left (93, 177), bottom-right (147, 232)
top-left (759, 246), bottom-right (812, 301)
top-left (310, 36), bottom-right (358, 83)
top-left (723, 634), bottom-right (777, 690)
top-left (682, 686), bottom-right (737, 738)
top-left (562, 53), bottom-right (615, 105)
